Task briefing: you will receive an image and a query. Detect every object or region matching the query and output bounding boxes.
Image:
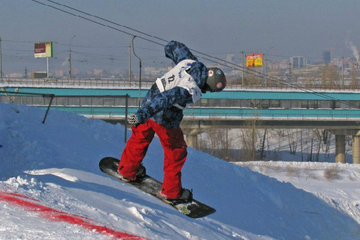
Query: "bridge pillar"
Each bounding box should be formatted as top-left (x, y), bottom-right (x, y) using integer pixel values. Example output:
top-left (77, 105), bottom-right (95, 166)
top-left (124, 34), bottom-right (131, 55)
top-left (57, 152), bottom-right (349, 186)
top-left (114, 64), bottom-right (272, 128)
top-left (186, 134), bottom-right (198, 149)
top-left (335, 134), bottom-right (346, 163)
top-left (353, 135), bottom-right (360, 164)
top-left (330, 130), bottom-right (360, 164)
top-left (183, 129), bottom-right (202, 149)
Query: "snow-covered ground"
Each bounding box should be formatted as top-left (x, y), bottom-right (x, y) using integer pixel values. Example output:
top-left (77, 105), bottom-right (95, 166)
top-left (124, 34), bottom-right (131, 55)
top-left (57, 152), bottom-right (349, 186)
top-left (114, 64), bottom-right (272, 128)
top-left (1, 102), bottom-right (360, 240)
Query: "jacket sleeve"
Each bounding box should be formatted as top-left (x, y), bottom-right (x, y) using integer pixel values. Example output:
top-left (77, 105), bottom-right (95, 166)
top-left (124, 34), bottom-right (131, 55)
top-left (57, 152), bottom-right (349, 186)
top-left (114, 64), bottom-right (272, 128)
top-left (135, 87), bottom-right (193, 123)
top-left (165, 41), bottom-right (208, 89)
top-left (165, 41), bottom-right (198, 65)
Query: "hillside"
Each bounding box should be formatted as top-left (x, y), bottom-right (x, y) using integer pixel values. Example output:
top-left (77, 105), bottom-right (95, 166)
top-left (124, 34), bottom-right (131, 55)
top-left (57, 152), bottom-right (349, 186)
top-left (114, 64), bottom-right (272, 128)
top-left (1, 102), bottom-right (360, 240)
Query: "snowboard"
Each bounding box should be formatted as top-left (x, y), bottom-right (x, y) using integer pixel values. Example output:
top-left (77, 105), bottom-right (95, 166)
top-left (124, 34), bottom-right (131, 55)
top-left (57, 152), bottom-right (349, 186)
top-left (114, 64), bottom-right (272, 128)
top-left (99, 157), bottom-right (216, 218)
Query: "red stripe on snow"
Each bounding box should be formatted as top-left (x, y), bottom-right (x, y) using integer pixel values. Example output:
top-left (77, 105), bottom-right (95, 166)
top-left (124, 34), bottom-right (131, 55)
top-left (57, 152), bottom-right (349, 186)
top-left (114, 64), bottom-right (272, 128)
top-left (0, 191), bottom-right (150, 240)
top-left (2, 191), bottom-right (40, 201)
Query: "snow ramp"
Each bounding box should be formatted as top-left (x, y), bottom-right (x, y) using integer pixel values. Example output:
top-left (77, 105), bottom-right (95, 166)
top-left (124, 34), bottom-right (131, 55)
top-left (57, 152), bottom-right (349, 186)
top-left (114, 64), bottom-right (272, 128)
top-left (1, 102), bottom-right (359, 240)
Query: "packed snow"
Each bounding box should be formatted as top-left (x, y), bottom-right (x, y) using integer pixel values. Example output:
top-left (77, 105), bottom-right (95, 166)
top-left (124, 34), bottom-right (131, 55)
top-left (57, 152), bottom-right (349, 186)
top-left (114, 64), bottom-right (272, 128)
top-left (1, 102), bottom-right (360, 240)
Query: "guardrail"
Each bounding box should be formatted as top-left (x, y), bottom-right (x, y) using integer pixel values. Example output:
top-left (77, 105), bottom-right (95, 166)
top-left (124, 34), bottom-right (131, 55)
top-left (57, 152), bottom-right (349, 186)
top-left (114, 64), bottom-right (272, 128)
top-left (2, 89), bottom-right (360, 121)
top-left (0, 78), bottom-right (154, 89)
top-left (31, 105), bottom-right (360, 121)
top-left (2, 78), bottom-right (360, 91)
top-left (0, 90), bottom-right (130, 142)
top-left (2, 91), bottom-right (55, 124)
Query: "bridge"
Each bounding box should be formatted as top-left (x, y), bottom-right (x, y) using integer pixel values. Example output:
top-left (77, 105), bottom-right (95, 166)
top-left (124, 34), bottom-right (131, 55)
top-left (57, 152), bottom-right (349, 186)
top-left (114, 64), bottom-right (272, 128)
top-left (1, 78), bottom-right (360, 163)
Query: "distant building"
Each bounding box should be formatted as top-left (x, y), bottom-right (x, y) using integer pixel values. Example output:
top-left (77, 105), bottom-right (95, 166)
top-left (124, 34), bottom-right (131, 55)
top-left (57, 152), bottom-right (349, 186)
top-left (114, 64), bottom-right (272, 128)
top-left (226, 54), bottom-right (235, 64)
top-left (280, 59), bottom-right (290, 69)
top-left (93, 69), bottom-right (104, 75)
top-left (30, 71), bottom-right (47, 79)
top-left (290, 56), bottom-right (306, 68)
top-left (268, 61), bottom-right (280, 70)
top-left (8, 72), bottom-right (23, 78)
top-left (323, 50), bottom-right (331, 65)
top-left (54, 70), bottom-right (65, 78)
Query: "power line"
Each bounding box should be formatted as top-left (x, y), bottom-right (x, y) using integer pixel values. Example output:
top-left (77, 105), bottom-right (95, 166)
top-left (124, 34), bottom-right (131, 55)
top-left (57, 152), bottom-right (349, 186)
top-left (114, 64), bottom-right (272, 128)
top-left (25, 0), bottom-right (360, 109)
top-left (55, 42), bottom-right (129, 49)
top-left (30, 0), bottom-right (165, 48)
top-left (46, 0), bottom-right (169, 44)
top-left (1, 39), bottom-right (34, 44)
top-left (24, 1), bottom-right (305, 75)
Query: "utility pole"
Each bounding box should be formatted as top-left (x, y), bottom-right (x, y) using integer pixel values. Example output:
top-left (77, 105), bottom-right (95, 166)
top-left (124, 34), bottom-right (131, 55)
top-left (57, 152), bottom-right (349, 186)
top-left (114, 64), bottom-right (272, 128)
top-left (0, 36), bottom-right (2, 78)
top-left (241, 51), bottom-right (244, 85)
top-left (264, 53), bottom-right (267, 87)
top-left (68, 48), bottom-right (72, 79)
top-left (47, 57), bottom-right (49, 79)
top-left (128, 44), bottom-right (132, 83)
top-left (289, 62), bottom-right (292, 82)
top-left (265, 46), bottom-right (274, 87)
top-left (342, 56), bottom-right (345, 88)
top-left (68, 35), bottom-right (75, 79)
top-left (131, 36), bottom-right (142, 107)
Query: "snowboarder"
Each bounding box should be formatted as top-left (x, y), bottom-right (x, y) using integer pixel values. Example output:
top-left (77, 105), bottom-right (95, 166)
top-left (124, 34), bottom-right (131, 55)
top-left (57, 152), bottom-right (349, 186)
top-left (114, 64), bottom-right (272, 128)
top-left (118, 40), bottom-right (226, 204)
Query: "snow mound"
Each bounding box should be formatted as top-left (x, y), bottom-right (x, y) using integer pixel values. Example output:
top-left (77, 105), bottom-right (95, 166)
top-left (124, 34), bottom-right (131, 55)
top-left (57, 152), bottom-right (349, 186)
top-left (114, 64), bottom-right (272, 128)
top-left (1, 102), bottom-right (360, 240)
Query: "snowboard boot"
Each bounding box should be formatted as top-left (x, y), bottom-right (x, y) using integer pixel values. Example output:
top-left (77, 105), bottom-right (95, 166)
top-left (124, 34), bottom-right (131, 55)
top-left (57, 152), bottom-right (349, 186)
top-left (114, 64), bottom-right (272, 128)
top-left (118, 165), bottom-right (146, 183)
top-left (136, 165), bottom-right (146, 181)
top-left (163, 189), bottom-right (193, 205)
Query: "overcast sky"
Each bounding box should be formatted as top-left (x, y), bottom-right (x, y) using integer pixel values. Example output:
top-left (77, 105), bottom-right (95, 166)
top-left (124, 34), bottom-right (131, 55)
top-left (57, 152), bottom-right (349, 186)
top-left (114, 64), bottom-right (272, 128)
top-left (1, 0), bottom-right (360, 74)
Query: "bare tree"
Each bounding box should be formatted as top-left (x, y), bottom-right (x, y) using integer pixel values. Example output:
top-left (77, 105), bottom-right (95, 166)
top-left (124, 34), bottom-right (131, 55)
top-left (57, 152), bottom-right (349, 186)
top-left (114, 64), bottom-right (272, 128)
top-left (287, 130), bottom-right (298, 154)
top-left (300, 130), bottom-right (304, 162)
top-left (314, 129), bottom-right (322, 162)
top-left (349, 63), bottom-right (359, 89)
top-left (259, 129), bottom-right (267, 160)
top-left (199, 127), bottom-right (231, 161)
top-left (319, 64), bottom-right (340, 89)
top-left (238, 118), bottom-right (259, 161)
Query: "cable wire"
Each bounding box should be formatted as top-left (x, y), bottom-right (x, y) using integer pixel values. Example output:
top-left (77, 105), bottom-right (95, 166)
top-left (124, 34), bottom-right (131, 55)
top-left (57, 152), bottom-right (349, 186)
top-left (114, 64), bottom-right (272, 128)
top-left (28, 0), bottom-right (360, 109)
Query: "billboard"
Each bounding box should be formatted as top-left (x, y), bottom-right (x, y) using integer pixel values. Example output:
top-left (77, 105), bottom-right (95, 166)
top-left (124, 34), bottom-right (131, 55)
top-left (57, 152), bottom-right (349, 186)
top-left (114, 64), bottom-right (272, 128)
top-left (246, 54), bottom-right (263, 68)
top-left (34, 42), bottom-right (53, 58)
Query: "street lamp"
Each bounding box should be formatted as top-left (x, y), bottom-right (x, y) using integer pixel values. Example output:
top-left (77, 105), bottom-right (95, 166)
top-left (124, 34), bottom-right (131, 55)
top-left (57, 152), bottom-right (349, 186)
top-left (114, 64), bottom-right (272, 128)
top-left (69, 35), bottom-right (76, 79)
top-left (265, 46), bottom-right (274, 87)
top-left (131, 36), bottom-right (142, 107)
top-left (0, 36), bottom-right (2, 79)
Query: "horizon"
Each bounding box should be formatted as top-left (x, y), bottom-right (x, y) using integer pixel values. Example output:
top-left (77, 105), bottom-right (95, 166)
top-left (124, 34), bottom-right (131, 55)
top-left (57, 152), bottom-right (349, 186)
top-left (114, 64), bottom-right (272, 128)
top-left (1, 0), bottom-right (360, 74)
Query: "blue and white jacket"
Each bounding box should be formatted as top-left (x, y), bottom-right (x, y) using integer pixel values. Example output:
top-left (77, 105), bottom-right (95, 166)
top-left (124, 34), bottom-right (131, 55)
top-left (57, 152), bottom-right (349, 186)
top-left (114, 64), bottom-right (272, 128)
top-left (135, 40), bottom-right (208, 128)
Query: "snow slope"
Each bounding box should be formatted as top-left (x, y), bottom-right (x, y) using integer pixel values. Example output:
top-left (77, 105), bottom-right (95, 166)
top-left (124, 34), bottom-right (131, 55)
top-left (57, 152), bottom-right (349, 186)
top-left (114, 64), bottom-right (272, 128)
top-left (1, 102), bottom-right (360, 240)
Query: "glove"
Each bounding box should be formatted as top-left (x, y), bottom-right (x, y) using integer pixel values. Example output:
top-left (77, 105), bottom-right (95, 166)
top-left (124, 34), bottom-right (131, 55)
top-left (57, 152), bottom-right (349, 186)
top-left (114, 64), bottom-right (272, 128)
top-left (128, 114), bottom-right (141, 126)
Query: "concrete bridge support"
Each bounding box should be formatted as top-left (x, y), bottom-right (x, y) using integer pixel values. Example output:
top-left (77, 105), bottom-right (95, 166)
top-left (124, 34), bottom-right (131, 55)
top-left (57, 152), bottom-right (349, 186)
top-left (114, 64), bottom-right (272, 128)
top-left (335, 134), bottom-right (346, 163)
top-left (330, 130), bottom-right (360, 164)
top-left (353, 134), bottom-right (360, 164)
top-left (183, 129), bottom-right (203, 149)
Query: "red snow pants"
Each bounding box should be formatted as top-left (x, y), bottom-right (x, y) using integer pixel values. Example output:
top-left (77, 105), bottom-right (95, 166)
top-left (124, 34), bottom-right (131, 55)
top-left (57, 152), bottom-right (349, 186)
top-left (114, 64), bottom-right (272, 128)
top-left (118, 119), bottom-right (187, 199)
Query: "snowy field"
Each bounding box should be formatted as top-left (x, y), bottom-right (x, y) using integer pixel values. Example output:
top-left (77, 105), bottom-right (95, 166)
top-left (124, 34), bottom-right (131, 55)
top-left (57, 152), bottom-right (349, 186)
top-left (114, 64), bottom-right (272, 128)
top-left (1, 102), bottom-right (360, 240)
